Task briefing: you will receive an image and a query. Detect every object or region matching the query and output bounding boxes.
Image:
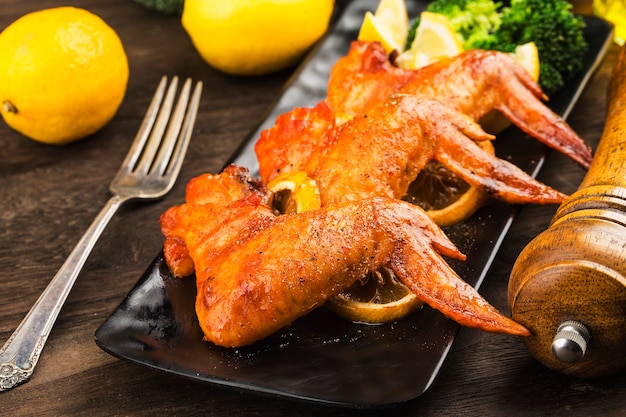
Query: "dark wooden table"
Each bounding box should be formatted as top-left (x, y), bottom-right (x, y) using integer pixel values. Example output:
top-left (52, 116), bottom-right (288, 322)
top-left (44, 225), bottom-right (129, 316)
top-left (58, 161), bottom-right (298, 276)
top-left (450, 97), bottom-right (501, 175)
top-left (1, 0), bottom-right (625, 415)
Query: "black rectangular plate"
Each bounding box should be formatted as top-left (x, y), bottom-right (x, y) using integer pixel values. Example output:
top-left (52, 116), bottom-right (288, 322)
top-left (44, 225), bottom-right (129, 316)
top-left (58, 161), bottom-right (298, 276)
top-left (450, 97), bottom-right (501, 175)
top-left (95, 1), bottom-right (613, 409)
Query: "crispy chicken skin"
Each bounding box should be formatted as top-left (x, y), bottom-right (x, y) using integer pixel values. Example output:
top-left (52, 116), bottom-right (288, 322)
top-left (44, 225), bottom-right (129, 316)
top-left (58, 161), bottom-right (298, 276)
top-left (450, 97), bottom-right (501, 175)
top-left (160, 165), bottom-right (529, 347)
top-left (257, 94), bottom-right (566, 207)
top-left (327, 41), bottom-right (592, 168)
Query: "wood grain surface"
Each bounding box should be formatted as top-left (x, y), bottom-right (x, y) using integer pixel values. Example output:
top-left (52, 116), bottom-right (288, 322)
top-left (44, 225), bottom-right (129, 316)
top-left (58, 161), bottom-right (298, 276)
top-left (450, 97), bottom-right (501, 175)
top-left (1, 0), bottom-right (625, 416)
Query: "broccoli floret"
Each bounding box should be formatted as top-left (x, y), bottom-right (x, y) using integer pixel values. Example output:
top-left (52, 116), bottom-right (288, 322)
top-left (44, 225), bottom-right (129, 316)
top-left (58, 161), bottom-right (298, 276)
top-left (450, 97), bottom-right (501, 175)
top-left (134, 0), bottom-right (184, 16)
top-left (406, 0), bottom-right (502, 50)
top-left (488, 0), bottom-right (588, 95)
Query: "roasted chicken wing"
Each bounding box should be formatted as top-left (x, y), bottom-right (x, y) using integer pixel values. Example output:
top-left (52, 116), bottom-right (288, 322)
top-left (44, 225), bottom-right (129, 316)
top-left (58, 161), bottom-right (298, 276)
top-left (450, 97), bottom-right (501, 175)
top-left (257, 94), bottom-right (566, 206)
top-left (327, 41), bottom-right (592, 168)
top-left (160, 165), bottom-right (529, 347)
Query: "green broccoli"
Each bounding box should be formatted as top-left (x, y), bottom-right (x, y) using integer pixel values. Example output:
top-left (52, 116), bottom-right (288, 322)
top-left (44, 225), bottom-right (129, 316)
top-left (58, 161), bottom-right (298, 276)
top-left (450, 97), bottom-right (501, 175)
top-left (488, 0), bottom-right (588, 95)
top-left (405, 0), bottom-right (588, 95)
top-left (133, 0), bottom-right (184, 16)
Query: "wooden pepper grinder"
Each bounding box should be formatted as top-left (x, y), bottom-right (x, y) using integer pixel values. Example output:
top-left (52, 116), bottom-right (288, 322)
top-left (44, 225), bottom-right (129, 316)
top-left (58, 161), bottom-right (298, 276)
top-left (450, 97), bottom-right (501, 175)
top-left (508, 46), bottom-right (626, 378)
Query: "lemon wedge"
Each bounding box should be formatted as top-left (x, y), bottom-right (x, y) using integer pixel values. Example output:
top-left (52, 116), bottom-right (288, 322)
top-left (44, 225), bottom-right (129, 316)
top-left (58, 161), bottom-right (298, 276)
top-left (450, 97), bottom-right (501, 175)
top-left (396, 11), bottom-right (464, 69)
top-left (267, 171), bottom-right (321, 214)
top-left (357, 0), bottom-right (409, 53)
top-left (513, 41), bottom-right (540, 82)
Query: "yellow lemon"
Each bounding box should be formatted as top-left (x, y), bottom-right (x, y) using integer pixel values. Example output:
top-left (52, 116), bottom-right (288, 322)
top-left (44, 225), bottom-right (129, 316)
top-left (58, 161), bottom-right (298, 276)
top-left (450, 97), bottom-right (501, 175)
top-left (513, 41), bottom-right (540, 82)
top-left (357, 0), bottom-right (409, 53)
top-left (396, 11), bottom-right (464, 69)
top-left (594, 0), bottom-right (626, 45)
top-left (326, 268), bottom-right (424, 324)
top-left (182, 0), bottom-right (334, 76)
top-left (267, 171), bottom-right (321, 214)
top-left (0, 7), bottom-right (129, 145)
top-left (404, 140), bottom-right (496, 227)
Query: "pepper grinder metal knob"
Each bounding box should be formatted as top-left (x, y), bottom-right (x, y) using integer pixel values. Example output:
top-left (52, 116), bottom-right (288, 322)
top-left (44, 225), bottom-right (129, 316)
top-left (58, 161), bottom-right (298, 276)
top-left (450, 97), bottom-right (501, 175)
top-left (551, 321), bottom-right (590, 363)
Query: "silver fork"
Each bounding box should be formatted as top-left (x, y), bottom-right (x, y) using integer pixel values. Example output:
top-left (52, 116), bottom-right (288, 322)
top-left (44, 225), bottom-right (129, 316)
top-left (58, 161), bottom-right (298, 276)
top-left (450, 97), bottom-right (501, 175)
top-left (0, 76), bottom-right (202, 391)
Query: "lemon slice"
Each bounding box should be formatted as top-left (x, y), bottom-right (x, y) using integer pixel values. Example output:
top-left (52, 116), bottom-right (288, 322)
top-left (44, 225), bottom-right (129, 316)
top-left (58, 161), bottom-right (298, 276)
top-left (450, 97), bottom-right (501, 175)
top-left (326, 268), bottom-right (424, 324)
top-left (396, 11), bottom-right (464, 69)
top-left (404, 140), bottom-right (496, 227)
top-left (357, 0), bottom-right (409, 53)
top-left (267, 171), bottom-right (321, 214)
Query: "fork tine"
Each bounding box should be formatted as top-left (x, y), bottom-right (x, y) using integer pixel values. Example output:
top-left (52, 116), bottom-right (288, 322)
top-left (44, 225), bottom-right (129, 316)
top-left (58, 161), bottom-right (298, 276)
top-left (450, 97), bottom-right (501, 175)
top-left (162, 80), bottom-right (203, 181)
top-left (150, 78), bottom-right (193, 175)
top-left (134, 76), bottom-right (180, 174)
top-left (118, 76), bottom-right (168, 173)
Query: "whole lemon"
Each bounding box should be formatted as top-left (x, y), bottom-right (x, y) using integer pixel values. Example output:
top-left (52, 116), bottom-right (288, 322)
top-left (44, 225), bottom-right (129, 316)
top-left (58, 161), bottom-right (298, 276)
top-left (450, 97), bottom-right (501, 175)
top-left (0, 7), bottom-right (129, 145)
top-left (182, 0), bottom-right (334, 76)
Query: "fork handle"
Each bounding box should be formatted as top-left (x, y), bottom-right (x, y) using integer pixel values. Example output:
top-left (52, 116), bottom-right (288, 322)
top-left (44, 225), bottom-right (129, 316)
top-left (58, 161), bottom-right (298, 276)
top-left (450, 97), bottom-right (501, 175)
top-left (0, 195), bottom-right (124, 391)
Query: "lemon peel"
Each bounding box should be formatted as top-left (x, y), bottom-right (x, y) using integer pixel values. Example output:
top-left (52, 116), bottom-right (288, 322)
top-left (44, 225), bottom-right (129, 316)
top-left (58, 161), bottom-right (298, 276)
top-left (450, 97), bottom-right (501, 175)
top-left (0, 6), bottom-right (128, 145)
top-left (396, 11), bottom-right (464, 69)
top-left (182, 0), bottom-right (333, 76)
top-left (267, 171), bottom-right (321, 214)
top-left (357, 0), bottom-right (409, 53)
top-left (326, 268), bottom-right (424, 324)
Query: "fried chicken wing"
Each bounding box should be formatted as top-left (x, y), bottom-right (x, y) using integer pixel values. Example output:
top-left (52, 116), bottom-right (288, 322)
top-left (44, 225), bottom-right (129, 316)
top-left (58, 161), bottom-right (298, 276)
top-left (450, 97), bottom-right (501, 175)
top-left (257, 94), bottom-right (566, 206)
top-left (327, 41), bottom-right (592, 168)
top-left (313, 95), bottom-right (565, 206)
top-left (160, 165), bottom-right (529, 347)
